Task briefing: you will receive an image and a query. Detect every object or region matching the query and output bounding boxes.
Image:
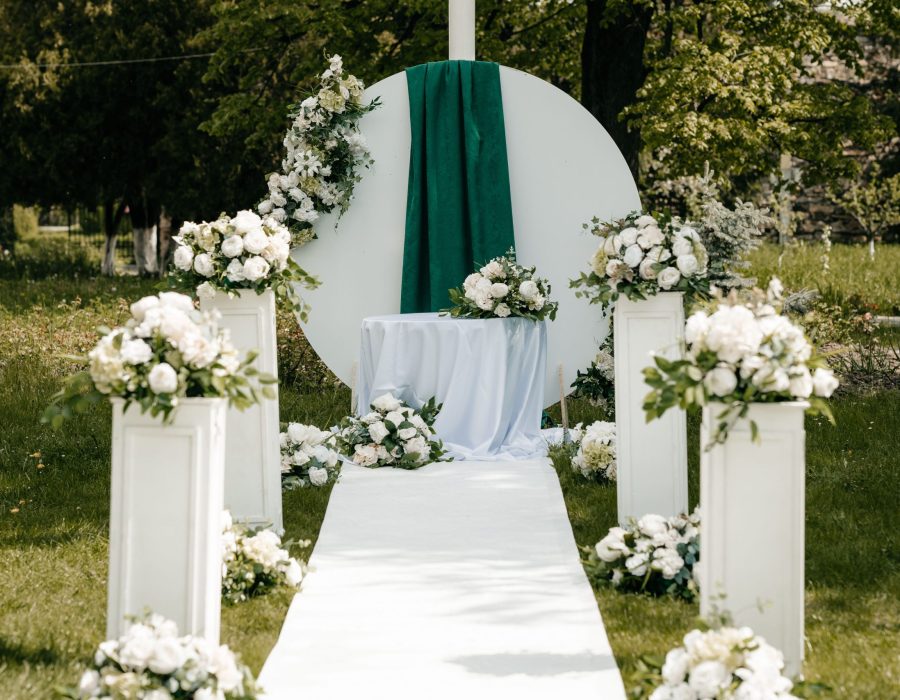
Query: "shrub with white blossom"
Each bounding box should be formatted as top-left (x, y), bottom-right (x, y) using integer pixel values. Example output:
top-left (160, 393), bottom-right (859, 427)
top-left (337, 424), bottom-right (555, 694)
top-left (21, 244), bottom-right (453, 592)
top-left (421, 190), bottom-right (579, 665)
top-left (280, 422), bottom-right (341, 489)
top-left (571, 420), bottom-right (617, 483)
top-left (585, 510), bottom-right (700, 601)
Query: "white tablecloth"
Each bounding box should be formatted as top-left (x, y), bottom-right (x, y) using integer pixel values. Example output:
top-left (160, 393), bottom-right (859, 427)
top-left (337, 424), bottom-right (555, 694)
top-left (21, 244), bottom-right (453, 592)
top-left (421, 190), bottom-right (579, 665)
top-left (357, 313), bottom-right (547, 460)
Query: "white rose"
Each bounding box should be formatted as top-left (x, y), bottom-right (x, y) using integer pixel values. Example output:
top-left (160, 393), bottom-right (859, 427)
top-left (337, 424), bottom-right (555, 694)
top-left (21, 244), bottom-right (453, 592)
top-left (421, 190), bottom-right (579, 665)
top-left (231, 209), bottom-right (263, 235)
top-left (661, 648), bottom-right (690, 685)
top-left (257, 199), bottom-right (273, 215)
top-left (657, 266), bottom-right (682, 290)
top-left (220, 235), bottom-right (244, 258)
top-left (637, 225), bottom-right (665, 249)
top-left (672, 237), bottom-right (693, 257)
top-left (684, 311), bottom-right (710, 345)
top-left (404, 436), bottom-right (429, 460)
top-left (353, 444), bottom-right (378, 466)
top-left (196, 281), bottom-right (216, 302)
top-left (602, 235), bottom-right (621, 256)
top-left (463, 273), bottom-right (483, 292)
top-left (368, 421), bottom-right (390, 444)
top-left (474, 290), bottom-right (494, 311)
top-left (637, 513), bottom-right (668, 538)
top-left (638, 257), bottom-right (658, 281)
top-left (480, 260), bottom-right (505, 279)
top-left (623, 244), bottom-right (644, 268)
top-left (148, 636), bottom-right (186, 675)
top-left (704, 365), bottom-right (738, 397)
top-left (384, 410), bottom-right (406, 428)
top-left (120, 339), bottom-right (153, 365)
top-left (242, 255), bottom-right (271, 282)
top-left (371, 393), bottom-right (402, 412)
top-left (308, 467), bottom-right (329, 487)
top-left (595, 527), bottom-right (629, 562)
top-left (688, 660), bottom-right (729, 697)
top-left (130, 295), bottom-right (160, 322)
top-left (193, 253), bottom-right (215, 278)
top-left (495, 303), bottom-right (511, 318)
top-left (490, 282), bottom-right (509, 298)
top-left (242, 228), bottom-right (269, 255)
top-left (518, 280), bottom-right (539, 301)
top-left (635, 214), bottom-right (657, 228)
top-left (148, 362), bottom-right (179, 394)
top-left (397, 426), bottom-right (417, 440)
top-left (789, 368), bottom-right (813, 399)
top-left (676, 254), bottom-right (699, 276)
top-left (225, 258), bottom-right (245, 282)
top-left (812, 367), bottom-right (838, 397)
top-left (194, 688), bottom-right (224, 700)
top-left (173, 245), bottom-right (194, 271)
top-left (620, 227), bottom-right (639, 246)
top-left (77, 669), bottom-right (101, 696)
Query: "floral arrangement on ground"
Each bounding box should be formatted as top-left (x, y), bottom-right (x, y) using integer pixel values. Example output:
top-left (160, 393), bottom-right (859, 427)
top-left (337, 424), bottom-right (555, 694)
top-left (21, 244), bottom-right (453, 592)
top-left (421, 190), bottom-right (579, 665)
top-left (260, 54), bottom-right (379, 240)
top-left (280, 422), bottom-right (341, 489)
top-left (446, 248), bottom-right (558, 321)
top-left (43, 292), bottom-right (273, 425)
top-left (337, 393), bottom-right (448, 469)
top-left (63, 612), bottom-right (259, 699)
top-left (572, 212), bottom-right (709, 308)
top-left (567, 420), bottom-right (617, 483)
top-left (645, 624), bottom-right (798, 700)
top-left (643, 277), bottom-right (839, 446)
top-left (585, 510), bottom-right (700, 601)
top-left (222, 510), bottom-right (308, 604)
top-left (570, 336), bottom-right (615, 417)
top-left (169, 210), bottom-right (319, 320)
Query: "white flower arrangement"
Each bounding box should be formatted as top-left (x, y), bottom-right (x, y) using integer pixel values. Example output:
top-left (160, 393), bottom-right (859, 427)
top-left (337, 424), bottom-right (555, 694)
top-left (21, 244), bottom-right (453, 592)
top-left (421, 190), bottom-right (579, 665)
top-left (43, 292), bottom-right (273, 426)
top-left (337, 394), bottom-right (449, 469)
top-left (586, 509), bottom-right (700, 601)
top-left (280, 422), bottom-right (341, 489)
top-left (571, 338), bottom-right (616, 416)
top-left (64, 612), bottom-right (259, 699)
top-left (572, 212), bottom-right (710, 308)
top-left (649, 625), bottom-right (798, 700)
top-left (446, 248), bottom-right (559, 321)
top-left (259, 54), bottom-right (379, 240)
top-left (643, 278), bottom-right (839, 446)
top-left (571, 420), bottom-right (617, 483)
top-left (169, 210), bottom-right (319, 321)
top-left (221, 510), bottom-right (309, 605)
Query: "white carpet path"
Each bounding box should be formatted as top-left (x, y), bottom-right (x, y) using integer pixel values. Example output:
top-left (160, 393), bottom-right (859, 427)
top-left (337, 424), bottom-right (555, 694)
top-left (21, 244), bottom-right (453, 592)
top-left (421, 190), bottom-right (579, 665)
top-left (258, 459), bottom-right (626, 700)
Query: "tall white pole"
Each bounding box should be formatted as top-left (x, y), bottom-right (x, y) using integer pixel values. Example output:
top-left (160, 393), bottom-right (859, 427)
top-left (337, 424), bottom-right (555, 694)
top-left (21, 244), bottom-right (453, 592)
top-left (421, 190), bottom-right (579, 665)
top-left (449, 0), bottom-right (476, 60)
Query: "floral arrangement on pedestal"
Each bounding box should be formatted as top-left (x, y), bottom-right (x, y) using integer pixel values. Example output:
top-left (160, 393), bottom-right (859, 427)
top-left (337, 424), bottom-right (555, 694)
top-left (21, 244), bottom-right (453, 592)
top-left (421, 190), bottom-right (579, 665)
top-left (585, 510), bottom-right (700, 601)
top-left (570, 420), bottom-right (617, 483)
top-left (647, 625), bottom-right (798, 700)
top-left (221, 510), bottom-right (308, 604)
top-left (280, 422), bottom-right (341, 489)
top-left (445, 248), bottom-right (558, 321)
top-left (337, 393), bottom-right (449, 469)
top-left (259, 54), bottom-right (379, 241)
top-left (43, 292), bottom-right (273, 426)
top-left (63, 612), bottom-right (259, 699)
top-left (643, 278), bottom-right (839, 446)
top-left (572, 212), bottom-right (710, 308)
top-left (168, 210), bottom-right (319, 320)
top-left (571, 337), bottom-right (615, 417)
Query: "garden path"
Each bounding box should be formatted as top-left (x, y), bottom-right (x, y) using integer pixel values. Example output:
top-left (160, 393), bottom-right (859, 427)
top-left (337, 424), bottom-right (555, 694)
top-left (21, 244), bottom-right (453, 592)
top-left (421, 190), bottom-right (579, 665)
top-left (258, 458), bottom-right (625, 699)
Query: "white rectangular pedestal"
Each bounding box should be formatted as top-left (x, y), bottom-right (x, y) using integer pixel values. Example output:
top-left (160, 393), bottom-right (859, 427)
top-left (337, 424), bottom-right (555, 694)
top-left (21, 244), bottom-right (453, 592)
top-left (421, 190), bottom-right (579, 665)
top-left (201, 289), bottom-right (282, 531)
top-left (699, 402), bottom-right (806, 677)
top-left (107, 398), bottom-right (226, 643)
top-left (614, 292), bottom-right (688, 522)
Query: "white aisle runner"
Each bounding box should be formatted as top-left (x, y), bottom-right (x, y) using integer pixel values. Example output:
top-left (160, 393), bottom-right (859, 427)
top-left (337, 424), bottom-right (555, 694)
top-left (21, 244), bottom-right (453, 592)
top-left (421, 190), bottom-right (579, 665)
top-left (258, 459), bottom-right (626, 700)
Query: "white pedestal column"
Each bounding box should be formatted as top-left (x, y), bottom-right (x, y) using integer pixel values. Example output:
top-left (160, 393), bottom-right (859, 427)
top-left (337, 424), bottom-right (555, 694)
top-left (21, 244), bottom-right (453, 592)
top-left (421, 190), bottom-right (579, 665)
top-left (201, 289), bottom-right (282, 531)
top-left (699, 402), bottom-right (807, 677)
top-left (107, 398), bottom-right (226, 643)
top-left (614, 292), bottom-right (688, 522)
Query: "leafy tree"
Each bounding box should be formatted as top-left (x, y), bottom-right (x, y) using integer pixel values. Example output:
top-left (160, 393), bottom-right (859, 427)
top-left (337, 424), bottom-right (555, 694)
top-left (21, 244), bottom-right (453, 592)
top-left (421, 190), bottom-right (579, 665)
top-left (829, 162), bottom-right (900, 259)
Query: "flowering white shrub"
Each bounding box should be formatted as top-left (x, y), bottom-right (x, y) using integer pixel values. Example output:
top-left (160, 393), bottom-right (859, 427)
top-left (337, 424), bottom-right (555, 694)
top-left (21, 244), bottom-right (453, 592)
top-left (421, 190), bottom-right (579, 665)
top-left (649, 626), bottom-right (798, 700)
top-left (64, 612), bottom-right (259, 699)
top-left (586, 509), bottom-right (700, 601)
top-left (643, 278), bottom-right (839, 446)
top-left (221, 510), bottom-right (308, 604)
top-left (446, 248), bottom-right (558, 321)
top-left (169, 210), bottom-right (319, 321)
top-left (337, 394), bottom-right (449, 469)
top-left (280, 422), bottom-right (341, 489)
top-left (43, 292), bottom-right (271, 426)
top-left (259, 54), bottom-right (379, 240)
top-left (572, 212), bottom-right (710, 307)
top-left (571, 420), bottom-right (617, 483)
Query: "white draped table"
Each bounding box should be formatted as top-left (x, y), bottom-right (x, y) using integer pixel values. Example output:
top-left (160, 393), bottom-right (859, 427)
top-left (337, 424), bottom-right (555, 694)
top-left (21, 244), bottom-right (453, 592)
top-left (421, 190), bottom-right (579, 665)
top-left (357, 313), bottom-right (547, 460)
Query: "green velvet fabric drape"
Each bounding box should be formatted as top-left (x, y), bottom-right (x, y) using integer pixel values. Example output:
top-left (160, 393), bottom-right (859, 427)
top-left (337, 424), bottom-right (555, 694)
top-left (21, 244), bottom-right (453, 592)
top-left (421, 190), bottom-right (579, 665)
top-left (400, 60), bottom-right (516, 313)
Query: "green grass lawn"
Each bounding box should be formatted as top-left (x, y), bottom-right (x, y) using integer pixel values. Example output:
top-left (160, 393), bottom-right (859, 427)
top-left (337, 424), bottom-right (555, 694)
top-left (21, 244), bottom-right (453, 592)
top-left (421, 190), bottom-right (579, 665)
top-left (1, 263), bottom-right (898, 698)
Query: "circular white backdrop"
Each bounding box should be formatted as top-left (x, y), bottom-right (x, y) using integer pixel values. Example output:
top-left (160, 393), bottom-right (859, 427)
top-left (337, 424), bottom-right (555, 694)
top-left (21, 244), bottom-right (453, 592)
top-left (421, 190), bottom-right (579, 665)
top-left (294, 66), bottom-right (641, 406)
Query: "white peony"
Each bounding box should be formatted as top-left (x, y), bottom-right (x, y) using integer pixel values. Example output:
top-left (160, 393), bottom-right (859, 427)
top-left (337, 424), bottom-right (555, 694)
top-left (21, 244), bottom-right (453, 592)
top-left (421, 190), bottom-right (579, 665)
top-left (490, 282), bottom-right (509, 298)
top-left (231, 209), bottom-right (263, 235)
top-left (372, 393), bottom-right (402, 412)
top-left (637, 513), bottom-right (668, 538)
top-left (789, 368), bottom-right (813, 399)
top-left (148, 363), bottom-right (178, 394)
top-left (397, 426), bottom-right (418, 440)
top-left (635, 214), bottom-right (657, 228)
top-left (495, 303), bottom-right (511, 318)
top-left (518, 279), bottom-right (539, 301)
top-left (225, 258), bottom-right (245, 282)
top-left (193, 253), bottom-right (215, 278)
top-left (480, 260), bottom-right (505, 279)
top-left (147, 636), bottom-right (186, 675)
top-left (120, 338), bottom-right (153, 365)
top-left (639, 257), bottom-right (659, 281)
top-left (657, 267), bottom-right (682, 290)
top-left (196, 281), bottom-right (217, 302)
top-left (661, 648), bottom-right (689, 685)
top-left (676, 254), bottom-right (699, 276)
top-left (173, 245), bottom-right (194, 271)
top-left (672, 236), bottom-right (693, 257)
top-left (220, 235), bottom-right (244, 258)
top-left (705, 365), bottom-right (738, 397)
top-left (130, 295), bottom-right (160, 322)
top-left (684, 311), bottom-right (710, 345)
top-left (404, 436), bottom-right (429, 460)
top-left (384, 410), bottom-right (406, 428)
top-left (308, 467), bottom-right (329, 487)
top-left (620, 227), bottom-right (639, 246)
top-left (368, 421), bottom-right (390, 444)
top-left (623, 244), bottom-right (644, 268)
top-left (688, 660), bottom-right (730, 697)
top-left (353, 444), bottom-right (378, 466)
top-left (242, 228), bottom-right (269, 255)
top-left (812, 368), bottom-right (838, 397)
top-left (242, 255), bottom-right (271, 282)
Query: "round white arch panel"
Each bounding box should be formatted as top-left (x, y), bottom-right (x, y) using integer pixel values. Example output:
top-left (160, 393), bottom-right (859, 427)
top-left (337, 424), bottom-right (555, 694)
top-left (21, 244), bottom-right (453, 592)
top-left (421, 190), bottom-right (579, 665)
top-left (294, 66), bottom-right (641, 406)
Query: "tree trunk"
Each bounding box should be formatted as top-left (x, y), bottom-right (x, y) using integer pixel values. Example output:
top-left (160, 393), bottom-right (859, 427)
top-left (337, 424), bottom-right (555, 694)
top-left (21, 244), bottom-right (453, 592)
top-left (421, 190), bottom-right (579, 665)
top-left (157, 207), bottom-right (174, 277)
top-left (581, 0), bottom-right (655, 180)
top-left (130, 194), bottom-right (160, 276)
top-left (868, 235), bottom-right (876, 261)
top-left (102, 200), bottom-right (125, 276)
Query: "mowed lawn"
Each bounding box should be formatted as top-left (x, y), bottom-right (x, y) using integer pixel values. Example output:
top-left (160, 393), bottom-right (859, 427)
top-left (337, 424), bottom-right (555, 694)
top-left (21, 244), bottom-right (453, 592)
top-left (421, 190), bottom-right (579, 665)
top-left (1, 242), bottom-right (898, 698)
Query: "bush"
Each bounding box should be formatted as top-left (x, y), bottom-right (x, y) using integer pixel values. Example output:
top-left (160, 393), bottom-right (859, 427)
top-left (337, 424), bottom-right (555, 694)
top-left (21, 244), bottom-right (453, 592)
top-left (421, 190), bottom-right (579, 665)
top-left (0, 237), bottom-right (99, 280)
